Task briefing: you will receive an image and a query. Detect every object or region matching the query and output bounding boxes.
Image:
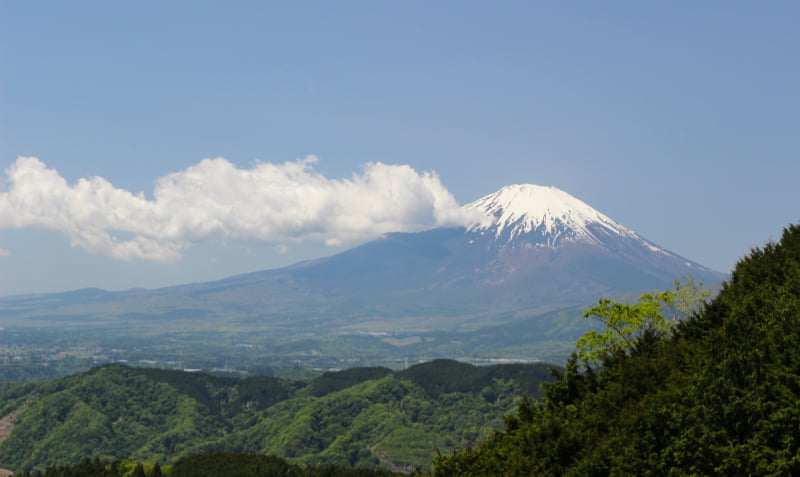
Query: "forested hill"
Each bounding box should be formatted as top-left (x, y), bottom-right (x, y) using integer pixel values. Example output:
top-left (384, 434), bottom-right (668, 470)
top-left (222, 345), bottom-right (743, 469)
top-left (0, 359), bottom-right (555, 474)
top-left (434, 223), bottom-right (800, 476)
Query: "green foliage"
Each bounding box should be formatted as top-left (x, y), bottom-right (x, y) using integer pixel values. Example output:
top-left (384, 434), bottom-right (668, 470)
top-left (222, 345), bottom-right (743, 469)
top-left (397, 359), bottom-right (552, 399)
top-left (13, 458), bottom-right (124, 477)
top-left (12, 453), bottom-right (401, 477)
top-left (308, 367), bottom-right (393, 397)
top-left (131, 463), bottom-right (146, 477)
top-left (213, 369), bottom-right (539, 472)
top-left (171, 452), bottom-right (401, 477)
top-left (576, 276), bottom-right (710, 364)
top-left (0, 359), bottom-right (554, 473)
top-left (433, 223), bottom-right (800, 475)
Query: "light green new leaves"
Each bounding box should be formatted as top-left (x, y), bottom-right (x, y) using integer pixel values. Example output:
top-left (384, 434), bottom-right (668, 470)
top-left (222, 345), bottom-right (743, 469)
top-left (577, 277), bottom-right (711, 364)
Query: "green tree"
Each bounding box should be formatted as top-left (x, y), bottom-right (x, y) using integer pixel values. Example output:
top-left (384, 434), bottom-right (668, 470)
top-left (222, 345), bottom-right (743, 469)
top-left (576, 276), bottom-right (710, 364)
top-left (132, 463), bottom-right (146, 477)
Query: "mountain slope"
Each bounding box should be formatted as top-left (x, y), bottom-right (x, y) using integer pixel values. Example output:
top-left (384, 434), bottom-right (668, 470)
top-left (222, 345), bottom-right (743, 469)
top-left (434, 223), bottom-right (800, 476)
top-left (206, 184), bottom-right (724, 303)
top-left (460, 184), bottom-right (721, 289)
top-left (0, 360), bottom-right (555, 473)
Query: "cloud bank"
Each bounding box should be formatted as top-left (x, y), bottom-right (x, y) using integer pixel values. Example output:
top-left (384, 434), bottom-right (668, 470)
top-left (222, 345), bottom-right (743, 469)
top-left (0, 156), bottom-right (484, 262)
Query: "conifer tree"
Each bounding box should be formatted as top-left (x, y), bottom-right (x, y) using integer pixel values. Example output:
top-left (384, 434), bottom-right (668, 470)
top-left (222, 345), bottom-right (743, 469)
top-left (132, 463), bottom-right (146, 477)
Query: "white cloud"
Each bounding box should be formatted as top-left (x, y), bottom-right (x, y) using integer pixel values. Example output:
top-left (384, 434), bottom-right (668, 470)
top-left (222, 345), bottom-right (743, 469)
top-left (0, 248), bottom-right (10, 256)
top-left (0, 156), bottom-right (485, 263)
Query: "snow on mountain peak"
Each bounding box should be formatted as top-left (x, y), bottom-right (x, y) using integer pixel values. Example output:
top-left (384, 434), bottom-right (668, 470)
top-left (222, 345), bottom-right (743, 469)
top-left (465, 184), bottom-right (639, 246)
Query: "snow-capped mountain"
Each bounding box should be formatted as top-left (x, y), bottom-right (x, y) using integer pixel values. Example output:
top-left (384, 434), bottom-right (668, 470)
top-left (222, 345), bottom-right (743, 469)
top-left (464, 184), bottom-right (687, 264)
top-left (1, 184), bottom-right (727, 339)
top-left (466, 184), bottom-right (639, 247)
top-left (195, 183), bottom-right (725, 304)
top-left (447, 184), bottom-right (722, 293)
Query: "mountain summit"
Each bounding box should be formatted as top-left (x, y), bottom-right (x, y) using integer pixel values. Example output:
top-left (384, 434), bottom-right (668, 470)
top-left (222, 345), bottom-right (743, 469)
top-left (466, 184), bottom-right (639, 247)
top-left (451, 184), bottom-right (721, 294)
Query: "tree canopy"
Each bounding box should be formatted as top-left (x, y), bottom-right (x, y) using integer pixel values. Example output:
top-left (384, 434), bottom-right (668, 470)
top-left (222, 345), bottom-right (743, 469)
top-left (576, 276), bottom-right (711, 364)
top-left (435, 224), bottom-right (800, 476)
top-left (0, 359), bottom-right (554, 473)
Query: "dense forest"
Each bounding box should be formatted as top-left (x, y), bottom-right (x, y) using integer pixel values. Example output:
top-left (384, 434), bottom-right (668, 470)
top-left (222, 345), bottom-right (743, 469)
top-left (0, 358), bottom-right (553, 473)
top-left (433, 223), bottom-right (800, 475)
top-left (12, 453), bottom-right (403, 477)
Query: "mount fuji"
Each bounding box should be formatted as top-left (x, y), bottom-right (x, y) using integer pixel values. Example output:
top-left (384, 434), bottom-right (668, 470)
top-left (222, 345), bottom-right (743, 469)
top-left (454, 184), bottom-right (723, 294)
top-left (256, 184), bottom-right (724, 301)
top-left (0, 184), bottom-right (726, 359)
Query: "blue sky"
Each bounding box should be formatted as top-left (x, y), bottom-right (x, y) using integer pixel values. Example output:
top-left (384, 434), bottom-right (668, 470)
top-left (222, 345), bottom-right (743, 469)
top-left (1, 1), bottom-right (798, 296)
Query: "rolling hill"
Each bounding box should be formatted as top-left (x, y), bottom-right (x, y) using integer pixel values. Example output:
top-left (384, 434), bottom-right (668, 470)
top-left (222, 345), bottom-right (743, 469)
top-left (0, 360), bottom-right (555, 473)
